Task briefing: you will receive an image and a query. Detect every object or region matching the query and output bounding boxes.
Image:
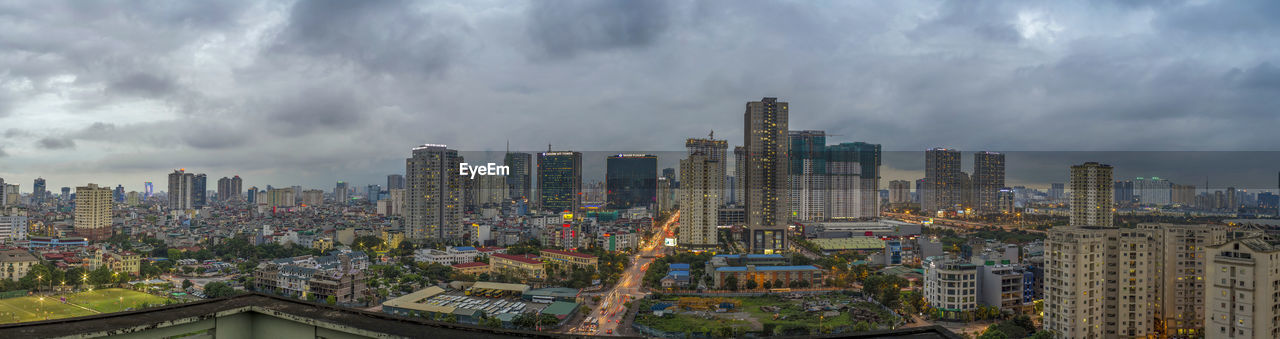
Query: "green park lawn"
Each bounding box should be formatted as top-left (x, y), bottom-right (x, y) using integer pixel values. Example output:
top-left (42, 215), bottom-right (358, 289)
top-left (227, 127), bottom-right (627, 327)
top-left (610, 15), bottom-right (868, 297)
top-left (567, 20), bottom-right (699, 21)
top-left (0, 288), bottom-right (173, 324)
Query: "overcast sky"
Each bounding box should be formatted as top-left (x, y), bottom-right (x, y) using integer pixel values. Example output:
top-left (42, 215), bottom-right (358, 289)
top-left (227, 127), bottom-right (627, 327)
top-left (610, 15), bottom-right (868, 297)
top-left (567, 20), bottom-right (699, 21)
top-left (1, 0), bottom-right (1278, 193)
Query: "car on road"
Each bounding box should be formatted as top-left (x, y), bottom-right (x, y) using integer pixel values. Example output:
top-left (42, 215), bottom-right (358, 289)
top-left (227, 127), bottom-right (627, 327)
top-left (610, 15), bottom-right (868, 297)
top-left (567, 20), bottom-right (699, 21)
top-left (606, 329), bottom-right (613, 334)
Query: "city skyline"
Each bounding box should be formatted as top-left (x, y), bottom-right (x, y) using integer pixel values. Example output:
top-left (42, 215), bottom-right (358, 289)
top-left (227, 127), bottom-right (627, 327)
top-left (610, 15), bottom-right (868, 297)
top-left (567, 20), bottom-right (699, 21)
top-left (1, 1), bottom-right (1278, 191)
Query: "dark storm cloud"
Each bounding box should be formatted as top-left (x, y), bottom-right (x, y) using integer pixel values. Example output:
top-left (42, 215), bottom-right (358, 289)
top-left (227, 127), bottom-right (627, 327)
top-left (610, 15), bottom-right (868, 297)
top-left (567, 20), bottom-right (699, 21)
top-left (2, 0), bottom-right (1280, 191)
top-left (526, 0), bottom-right (671, 59)
top-left (36, 137), bottom-right (75, 150)
top-left (272, 0), bottom-right (460, 77)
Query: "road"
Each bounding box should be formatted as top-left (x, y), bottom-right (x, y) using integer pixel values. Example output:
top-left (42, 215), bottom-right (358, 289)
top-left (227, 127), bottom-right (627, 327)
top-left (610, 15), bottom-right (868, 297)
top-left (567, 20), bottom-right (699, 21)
top-left (568, 210), bottom-right (678, 336)
top-left (882, 212), bottom-right (1045, 234)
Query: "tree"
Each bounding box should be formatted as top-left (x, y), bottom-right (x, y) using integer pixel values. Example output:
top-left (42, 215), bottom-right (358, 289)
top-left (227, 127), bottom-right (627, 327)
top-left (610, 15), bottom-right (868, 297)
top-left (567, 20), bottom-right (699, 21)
top-left (745, 279), bottom-right (758, 290)
top-left (182, 279), bottom-right (193, 290)
top-left (326, 295), bottom-right (337, 305)
top-left (203, 282), bottom-right (238, 298)
top-left (977, 329), bottom-right (1009, 339)
top-left (723, 275), bottom-right (738, 291)
top-left (853, 321), bottom-right (873, 332)
top-left (1028, 330), bottom-right (1054, 339)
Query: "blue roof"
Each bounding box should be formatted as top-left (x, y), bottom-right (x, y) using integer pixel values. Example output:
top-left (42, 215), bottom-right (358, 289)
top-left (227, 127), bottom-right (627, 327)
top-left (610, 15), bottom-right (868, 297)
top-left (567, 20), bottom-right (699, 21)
top-left (668, 271), bottom-right (689, 277)
top-left (651, 302), bottom-right (674, 311)
top-left (454, 246), bottom-right (477, 251)
top-left (669, 263), bottom-right (690, 270)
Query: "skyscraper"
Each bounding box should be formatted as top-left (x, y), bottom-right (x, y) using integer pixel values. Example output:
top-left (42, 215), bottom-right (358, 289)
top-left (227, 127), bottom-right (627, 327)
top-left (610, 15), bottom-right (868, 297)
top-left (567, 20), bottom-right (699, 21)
top-left (1114, 180), bottom-right (1134, 205)
top-left (1070, 162), bottom-right (1113, 227)
top-left (217, 177), bottom-right (232, 201)
top-left (503, 152), bottom-right (532, 203)
top-left (889, 180), bottom-right (911, 204)
top-left (230, 175), bottom-right (242, 201)
top-left (923, 148), bottom-right (961, 213)
top-left (335, 181), bottom-right (349, 204)
top-left (387, 174), bottom-right (406, 190)
top-left (167, 169), bottom-right (194, 210)
top-left (144, 182), bottom-right (153, 199)
top-left (605, 154), bottom-right (658, 210)
top-left (537, 149), bottom-right (582, 214)
top-left (192, 174), bottom-right (207, 208)
top-left (734, 146), bottom-right (745, 206)
top-left (405, 144), bottom-right (463, 241)
top-left (743, 97), bottom-right (789, 254)
top-left (74, 183), bottom-right (112, 241)
top-left (32, 178), bottom-right (45, 206)
top-left (1134, 177), bottom-right (1171, 206)
top-left (679, 137), bottom-right (726, 250)
top-left (788, 130), bottom-right (826, 221)
top-left (113, 185), bottom-right (125, 203)
top-left (972, 151), bottom-right (1005, 214)
top-left (827, 142), bottom-right (881, 220)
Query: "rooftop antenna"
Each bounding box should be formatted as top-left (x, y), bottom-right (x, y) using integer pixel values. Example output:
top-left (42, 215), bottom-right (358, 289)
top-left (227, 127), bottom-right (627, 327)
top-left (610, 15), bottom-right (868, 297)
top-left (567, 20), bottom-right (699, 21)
top-left (709, 130), bottom-right (715, 140)
top-left (548, 144), bottom-right (552, 152)
top-left (506, 139), bottom-right (510, 153)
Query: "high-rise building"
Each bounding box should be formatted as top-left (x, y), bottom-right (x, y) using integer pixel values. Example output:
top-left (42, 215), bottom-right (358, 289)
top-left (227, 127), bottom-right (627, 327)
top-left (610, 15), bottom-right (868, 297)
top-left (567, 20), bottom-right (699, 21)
top-left (537, 149), bottom-right (582, 214)
top-left (1114, 180), bottom-right (1135, 205)
top-left (1171, 184), bottom-right (1196, 206)
top-left (192, 174), bottom-right (207, 208)
top-left (1070, 162), bottom-right (1113, 227)
top-left (267, 188), bottom-right (295, 208)
top-left (113, 185), bottom-right (125, 203)
top-left (656, 177), bottom-right (674, 216)
top-left (167, 169), bottom-right (194, 210)
top-left (217, 177), bottom-right (232, 201)
top-left (366, 184), bottom-right (382, 203)
top-left (743, 97), bottom-right (789, 254)
top-left (889, 180), bottom-right (911, 204)
top-left (1135, 177), bottom-right (1171, 206)
top-left (972, 151), bottom-right (1005, 214)
top-left (74, 183), bottom-right (112, 241)
top-left (32, 178), bottom-right (46, 206)
top-left (605, 154), bottom-right (658, 210)
top-left (246, 186), bottom-right (257, 204)
top-left (335, 181), bottom-right (349, 204)
top-left (230, 175), bottom-right (242, 201)
top-left (788, 130), bottom-right (826, 221)
top-left (923, 148), bottom-right (961, 213)
top-left (1044, 223), bottom-right (1226, 338)
top-left (680, 137), bottom-right (726, 250)
top-left (144, 182), bottom-right (153, 199)
top-left (827, 142), bottom-right (881, 220)
top-left (405, 144), bottom-right (463, 241)
top-left (60, 187), bottom-right (70, 201)
top-left (1206, 237), bottom-right (1280, 338)
top-left (1048, 183), bottom-right (1065, 202)
top-left (302, 189), bottom-right (324, 206)
top-left (503, 153), bottom-right (532, 203)
top-left (386, 174), bottom-right (406, 190)
top-left (733, 146), bottom-right (745, 206)
top-left (996, 188), bottom-right (1015, 213)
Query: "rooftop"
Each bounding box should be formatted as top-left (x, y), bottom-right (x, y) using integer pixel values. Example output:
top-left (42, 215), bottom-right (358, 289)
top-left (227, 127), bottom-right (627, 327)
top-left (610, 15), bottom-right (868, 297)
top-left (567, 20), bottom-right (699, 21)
top-left (492, 254), bottom-right (543, 265)
top-left (539, 249), bottom-right (597, 259)
top-left (452, 262), bottom-right (489, 269)
top-left (0, 293), bottom-right (574, 338)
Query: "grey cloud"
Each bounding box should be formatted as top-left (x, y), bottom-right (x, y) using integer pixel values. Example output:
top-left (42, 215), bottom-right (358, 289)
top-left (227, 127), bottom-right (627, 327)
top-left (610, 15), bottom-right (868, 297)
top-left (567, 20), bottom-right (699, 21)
top-left (0, 146), bottom-right (6, 158)
top-left (3, 129), bottom-right (31, 138)
top-left (265, 88), bottom-right (364, 137)
top-left (272, 0), bottom-right (459, 77)
top-left (526, 0), bottom-right (671, 59)
top-left (36, 137), bottom-right (75, 150)
top-left (108, 72), bottom-right (178, 98)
